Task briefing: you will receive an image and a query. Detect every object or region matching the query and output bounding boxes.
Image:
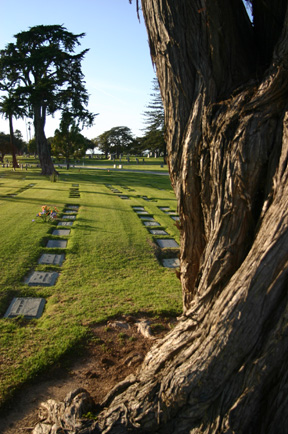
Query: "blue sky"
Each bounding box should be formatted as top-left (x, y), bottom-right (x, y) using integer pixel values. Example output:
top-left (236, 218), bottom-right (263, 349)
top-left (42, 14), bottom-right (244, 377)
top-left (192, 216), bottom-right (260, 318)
top-left (0, 0), bottom-right (156, 141)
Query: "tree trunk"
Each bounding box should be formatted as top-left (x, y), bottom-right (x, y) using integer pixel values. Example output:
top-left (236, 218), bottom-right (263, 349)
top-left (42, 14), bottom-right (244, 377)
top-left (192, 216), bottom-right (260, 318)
top-left (8, 114), bottom-right (19, 169)
top-left (66, 156), bottom-right (70, 170)
top-left (33, 1), bottom-right (288, 433)
top-left (34, 104), bottom-right (56, 176)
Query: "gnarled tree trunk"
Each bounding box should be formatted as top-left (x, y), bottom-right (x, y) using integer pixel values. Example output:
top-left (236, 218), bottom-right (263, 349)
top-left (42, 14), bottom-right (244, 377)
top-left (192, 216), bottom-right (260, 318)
top-left (34, 1), bottom-right (288, 433)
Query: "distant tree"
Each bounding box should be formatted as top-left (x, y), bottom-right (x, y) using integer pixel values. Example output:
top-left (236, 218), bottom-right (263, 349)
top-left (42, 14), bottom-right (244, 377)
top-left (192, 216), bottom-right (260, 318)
top-left (90, 136), bottom-right (101, 156)
top-left (85, 138), bottom-right (96, 156)
top-left (142, 76), bottom-right (166, 158)
top-left (27, 137), bottom-right (37, 156)
top-left (0, 24), bottom-right (95, 175)
top-left (143, 76), bottom-right (165, 131)
top-left (96, 131), bottom-right (110, 158)
top-left (51, 118), bottom-right (91, 169)
top-left (0, 132), bottom-right (10, 163)
top-left (0, 94), bottom-right (26, 168)
top-left (140, 128), bottom-right (166, 157)
top-left (13, 129), bottom-right (26, 154)
top-left (96, 126), bottom-right (135, 158)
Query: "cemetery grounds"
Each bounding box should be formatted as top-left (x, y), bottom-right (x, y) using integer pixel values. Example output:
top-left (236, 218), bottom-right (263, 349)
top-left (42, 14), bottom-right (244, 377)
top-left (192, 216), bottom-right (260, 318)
top-left (0, 157), bottom-right (182, 432)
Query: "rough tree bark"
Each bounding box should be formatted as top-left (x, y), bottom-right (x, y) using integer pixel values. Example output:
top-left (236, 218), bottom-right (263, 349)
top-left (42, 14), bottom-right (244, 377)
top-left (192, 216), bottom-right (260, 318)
top-left (33, 1), bottom-right (288, 433)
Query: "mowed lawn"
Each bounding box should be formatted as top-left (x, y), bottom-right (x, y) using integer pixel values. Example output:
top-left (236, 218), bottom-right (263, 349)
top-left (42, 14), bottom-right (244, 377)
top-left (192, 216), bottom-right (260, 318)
top-left (0, 164), bottom-right (182, 407)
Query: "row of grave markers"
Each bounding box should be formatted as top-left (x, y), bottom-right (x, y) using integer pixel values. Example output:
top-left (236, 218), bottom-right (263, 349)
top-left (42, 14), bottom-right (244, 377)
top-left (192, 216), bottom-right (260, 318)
top-left (132, 205), bottom-right (181, 268)
top-left (106, 183), bottom-right (181, 268)
top-left (4, 184), bottom-right (80, 320)
top-left (3, 183), bottom-right (36, 198)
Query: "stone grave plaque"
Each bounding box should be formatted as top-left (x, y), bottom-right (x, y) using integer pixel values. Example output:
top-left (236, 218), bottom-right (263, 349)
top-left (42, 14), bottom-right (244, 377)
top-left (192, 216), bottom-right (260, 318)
top-left (149, 229), bottom-right (168, 235)
top-left (72, 184), bottom-right (79, 187)
top-left (143, 221), bottom-right (160, 227)
top-left (159, 207), bottom-right (170, 211)
top-left (4, 297), bottom-right (46, 319)
top-left (156, 239), bottom-right (179, 249)
top-left (25, 271), bottom-right (59, 286)
top-left (132, 206), bottom-right (144, 211)
top-left (171, 216), bottom-right (180, 221)
top-left (166, 211), bottom-right (178, 215)
top-left (119, 195), bottom-right (129, 199)
top-left (136, 211), bottom-right (148, 215)
top-left (52, 229), bottom-right (71, 236)
top-left (162, 258), bottom-right (180, 268)
top-left (62, 215), bottom-right (76, 220)
top-left (63, 210), bottom-right (76, 214)
top-left (139, 216), bottom-right (155, 221)
top-left (66, 205), bottom-right (79, 210)
top-left (58, 221), bottom-right (73, 226)
top-left (46, 239), bottom-right (67, 248)
top-left (38, 253), bottom-right (65, 266)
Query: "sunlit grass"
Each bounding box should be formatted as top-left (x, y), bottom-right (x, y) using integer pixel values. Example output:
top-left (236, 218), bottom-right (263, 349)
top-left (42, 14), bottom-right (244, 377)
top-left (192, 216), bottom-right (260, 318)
top-left (0, 162), bottom-right (181, 407)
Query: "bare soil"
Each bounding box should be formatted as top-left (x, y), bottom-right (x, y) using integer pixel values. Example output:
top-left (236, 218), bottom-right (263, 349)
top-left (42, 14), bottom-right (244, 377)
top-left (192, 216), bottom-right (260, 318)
top-left (0, 315), bottom-right (175, 433)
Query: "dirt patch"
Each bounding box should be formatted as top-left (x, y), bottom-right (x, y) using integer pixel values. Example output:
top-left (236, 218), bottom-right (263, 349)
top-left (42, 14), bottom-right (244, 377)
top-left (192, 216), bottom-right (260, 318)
top-left (0, 315), bottom-right (176, 433)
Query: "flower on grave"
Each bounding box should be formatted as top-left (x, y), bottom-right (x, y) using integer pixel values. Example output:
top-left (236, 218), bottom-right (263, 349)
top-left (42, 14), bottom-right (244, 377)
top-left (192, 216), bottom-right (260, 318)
top-left (36, 205), bottom-right (59, 222)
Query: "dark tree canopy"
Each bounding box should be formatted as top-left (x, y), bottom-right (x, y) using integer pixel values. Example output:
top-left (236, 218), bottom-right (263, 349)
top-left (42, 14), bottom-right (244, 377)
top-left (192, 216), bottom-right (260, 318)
top-left (0, 24), bottom-right (95, 175)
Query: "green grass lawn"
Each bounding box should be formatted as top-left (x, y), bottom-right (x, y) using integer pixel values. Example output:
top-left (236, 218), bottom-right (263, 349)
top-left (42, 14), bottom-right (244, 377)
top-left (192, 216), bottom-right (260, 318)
top-left (0, 162), bottom-right (181, 408)
top-left (9, 155), bottom-right (169, 172)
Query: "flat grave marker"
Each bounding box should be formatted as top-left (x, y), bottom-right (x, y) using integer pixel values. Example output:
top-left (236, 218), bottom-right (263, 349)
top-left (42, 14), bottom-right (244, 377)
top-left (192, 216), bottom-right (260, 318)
top-left (46, 239), bottom-right (67, 248)
top-left (66, 205), bottom-right (79, 210)
top-left (58, 221), bottom-right (73, 226)
top-left (171, 216), bottom-right (180, 221)
top-left (139, 216), bottom-right (155, 221)
top-left (156, 239), bottom-right (180, 249)
top-left (136, 211), bottom-right (149, 215)
top-left (132, 206), bottom-right (145, 211)
top-left (62, 215), bottom-right (76, 220)
top-left (25, 271), bottom-right (59, 286)
top-left (63, 210), bottom-right (76, 214)
top-left (143, 221), bottom-right (160, 227)
top-left (38, 253), bottom-right (65, 266)
top-left (149, 229), bottom-right (168, 235)
top-left (162, 258), bottom-right (180, 268)
top-left (119, 195), bottom-right (129, 199)
top-left (4, 297), bottom-right (46, 319)
top-left (52, 229), bottom-right (71, 236)
top-left (159, 207), bottom-right (170, 211)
